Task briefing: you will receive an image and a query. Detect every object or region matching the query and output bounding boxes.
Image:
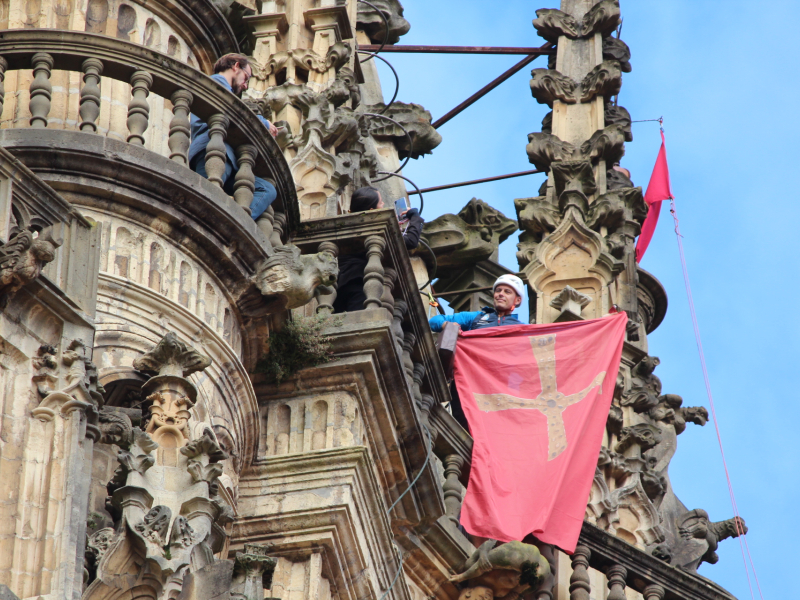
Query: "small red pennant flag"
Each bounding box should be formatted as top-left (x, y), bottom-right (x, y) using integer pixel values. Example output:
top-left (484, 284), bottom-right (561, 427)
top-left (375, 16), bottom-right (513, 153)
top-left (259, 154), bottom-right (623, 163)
top-left (635, 130), bottom-right (673, 262)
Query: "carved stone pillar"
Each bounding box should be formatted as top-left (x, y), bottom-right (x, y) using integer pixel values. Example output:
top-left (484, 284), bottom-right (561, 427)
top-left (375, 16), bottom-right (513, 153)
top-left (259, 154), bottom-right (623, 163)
top-left (643, 584), bottom-right (665, 600)
top-left (79, 58), bottom-right (103, 132)
top-left (316, 241), bottom-right (339, 316)
top-left (204, 113), bottom-right (231, 187)
top-left (442, 454), bottom-right (464, 528)
top-left (234, 144), bottom-right (257, 214)
top-left (392, 298), bottom-right (407, 355)
top-left (568, 544), bottom-right (591, 600)
top-left (126, 70), bottom-right (153, 145)
top-left (381, 266), bottom-right (397, 312)
top-left (169, 89), bottom-right (194, 165)
top-left (231, 544), bottom-right (277, 599)
top-left (29, 52), bottom-right (54, 128)
top-left (606, 564), bottom-right (627, 600)
top-left (362, 235), bottom-right (386, 309)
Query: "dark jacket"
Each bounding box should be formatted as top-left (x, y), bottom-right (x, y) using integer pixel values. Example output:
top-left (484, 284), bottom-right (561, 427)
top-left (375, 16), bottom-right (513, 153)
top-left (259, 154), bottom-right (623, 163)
top-left (333, 210), bottom-right (424, 313)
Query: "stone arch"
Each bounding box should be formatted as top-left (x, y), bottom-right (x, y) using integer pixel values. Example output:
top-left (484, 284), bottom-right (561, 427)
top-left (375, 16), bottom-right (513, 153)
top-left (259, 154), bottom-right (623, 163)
top-left (24, 0), bottom-right (41, 28)
top-left (275, 404), bottom-right (290, 455)
top-left (178, 261), bottom-right (191, 307)
top-left (204, 283), bottom-right (217, 326)
top-left (54, 0), bottom-right (73, 29)
top-left (0, 0), bottom-right (8, 29)
top-left (113, 227), bottom-right (134, 278)
top-left (167, 35), bottom-right (179, 57)
top-left (148, 242), bottom-right (163, 293)
top-left (116, 4), bottom-right (136, 40)
top-left (311, 400), bottom-right (327, 450)
top-left (143, 18), bottom-right (160, 48)
top-left (84, 0), bottom-right (108, 34)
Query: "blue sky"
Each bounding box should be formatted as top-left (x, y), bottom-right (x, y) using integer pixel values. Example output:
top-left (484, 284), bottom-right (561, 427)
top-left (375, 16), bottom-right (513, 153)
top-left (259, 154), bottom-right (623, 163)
top-left (373, 1), bottom-right (794, 597)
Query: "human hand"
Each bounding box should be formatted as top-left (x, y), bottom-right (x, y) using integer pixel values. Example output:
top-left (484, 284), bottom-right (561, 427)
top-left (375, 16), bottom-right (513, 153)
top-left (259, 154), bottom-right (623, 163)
top-left (268, 122), bottom-right (278, 137)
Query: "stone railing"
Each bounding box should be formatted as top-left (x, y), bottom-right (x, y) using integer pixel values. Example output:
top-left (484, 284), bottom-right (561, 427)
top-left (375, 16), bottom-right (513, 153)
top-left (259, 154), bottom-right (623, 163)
top-left (293, 208), bottom-right (453, 501)
top-left (0, 29), bottom-right (299, 241)
top-left (574, 521), bottom-right (736, 600)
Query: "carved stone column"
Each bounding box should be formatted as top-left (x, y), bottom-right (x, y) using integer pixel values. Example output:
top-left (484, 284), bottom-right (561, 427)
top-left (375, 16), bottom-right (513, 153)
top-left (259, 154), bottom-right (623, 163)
top-left (362, 235), bottom-right (386, 309)
top-left (568, 544), bottom-right (591, 600)
top-left (442, 454), bottom-right (464, 528)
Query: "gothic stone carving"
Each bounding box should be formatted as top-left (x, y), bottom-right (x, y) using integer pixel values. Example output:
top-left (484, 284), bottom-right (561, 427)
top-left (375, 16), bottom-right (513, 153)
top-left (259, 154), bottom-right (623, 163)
top-left (603, 36), bottom-right (632, 73)
top-left (529, 61), bottom-right (622, 108)
top-left (449, 540), bottom-right (550, 600)
top-left (231, 544), bottom-right (277, 600)
top-left (672, 509), bottom-right (748, 572)
top-left (362, 102), bottom-right (442, 159)
top-left (549, 285), bottom-right (592, 321)
top-left (254, 244), bottom-right (338, 311)
top-left (422, 198), bottom-right (517, 269)
top-left (357, 0), bottom-right (410, 45)
top-left (133, 331), bottom-right (211, 379)
top-left (533, 1), bottom-right (620, 42)
top-left (0, 225), bottom-right (62, 307)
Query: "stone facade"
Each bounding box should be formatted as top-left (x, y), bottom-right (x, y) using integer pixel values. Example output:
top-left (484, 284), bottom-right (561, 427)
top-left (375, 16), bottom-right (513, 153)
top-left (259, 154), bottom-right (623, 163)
top-left (0, 1), bottom-right (742, 600)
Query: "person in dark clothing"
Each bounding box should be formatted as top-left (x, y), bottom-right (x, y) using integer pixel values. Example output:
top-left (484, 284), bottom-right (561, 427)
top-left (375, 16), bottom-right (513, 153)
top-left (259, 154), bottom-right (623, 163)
top-left (333, 187), bottom-right (424, 313)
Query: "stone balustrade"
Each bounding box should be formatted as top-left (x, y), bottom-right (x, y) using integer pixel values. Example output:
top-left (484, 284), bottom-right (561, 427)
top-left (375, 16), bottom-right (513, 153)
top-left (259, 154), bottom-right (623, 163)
top-left (0, 29), bottom-right (299, 243)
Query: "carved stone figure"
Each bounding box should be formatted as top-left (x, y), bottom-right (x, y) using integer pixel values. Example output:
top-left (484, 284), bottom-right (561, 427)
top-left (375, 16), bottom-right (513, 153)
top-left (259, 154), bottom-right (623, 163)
top-left (450, 540), bottom-right (550, 600)
top-left (254, 244), bottom-right (338, 311)
top-left (362, 102), bottom-right (442, 158)
top-left (422, 198), bottom-right (517, 269)
top-left (356, 0), bottom-right (410, 44)
top-left (0, 226), bottom-right (61, 307)
top-left (672, 509), bottom-right (748, 572)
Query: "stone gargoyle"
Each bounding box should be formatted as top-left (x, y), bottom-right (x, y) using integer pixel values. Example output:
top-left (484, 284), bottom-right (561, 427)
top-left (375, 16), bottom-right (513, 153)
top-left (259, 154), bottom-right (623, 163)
top-left (254, 244), bottom-right (338, 311)
top-left (0, 225), bottom-right (62, 307)
top-left (671, 509), bottom-right (747, 572)
top-left (449, 540), bottom-right (550, 600)
top-left (421, 198), bottom-right (517, 269)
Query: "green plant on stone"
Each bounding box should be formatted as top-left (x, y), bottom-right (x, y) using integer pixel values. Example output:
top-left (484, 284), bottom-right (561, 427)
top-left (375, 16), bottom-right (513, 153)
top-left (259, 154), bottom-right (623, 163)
top-left (256, 314), bottom-right (339, 384)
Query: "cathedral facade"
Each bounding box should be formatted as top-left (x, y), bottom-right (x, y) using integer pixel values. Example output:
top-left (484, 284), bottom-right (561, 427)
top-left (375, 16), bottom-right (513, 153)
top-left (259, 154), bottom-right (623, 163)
top-left (0, 1), bottom-right (744, 599)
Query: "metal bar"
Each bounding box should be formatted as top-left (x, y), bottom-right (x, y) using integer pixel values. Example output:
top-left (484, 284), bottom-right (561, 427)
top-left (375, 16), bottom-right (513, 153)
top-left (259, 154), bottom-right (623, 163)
top-left (357, 44), bottom-right (555, 55)
top-left (432, 42), bottom-right (554, 129)
top-left (407, 169), bottom-right (542, 195)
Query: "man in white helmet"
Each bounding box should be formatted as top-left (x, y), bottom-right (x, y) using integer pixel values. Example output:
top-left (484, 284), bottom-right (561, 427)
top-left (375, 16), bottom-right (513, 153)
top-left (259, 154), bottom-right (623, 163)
top-left (429, 274), bottom-right (525, 332)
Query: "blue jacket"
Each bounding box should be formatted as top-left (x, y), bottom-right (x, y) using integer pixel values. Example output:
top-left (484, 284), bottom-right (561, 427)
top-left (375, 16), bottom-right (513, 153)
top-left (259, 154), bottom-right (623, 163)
top-left (429, 307), bottom-right (524, 332)
top-left (188, 73), bottom-right (272, 170)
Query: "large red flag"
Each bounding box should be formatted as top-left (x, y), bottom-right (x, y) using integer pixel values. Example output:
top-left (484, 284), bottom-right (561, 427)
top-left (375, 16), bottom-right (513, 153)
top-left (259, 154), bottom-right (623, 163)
top-left (454, 312), bottom-right (627, 553)
top-left (635, 130), bottom-right (673, 262)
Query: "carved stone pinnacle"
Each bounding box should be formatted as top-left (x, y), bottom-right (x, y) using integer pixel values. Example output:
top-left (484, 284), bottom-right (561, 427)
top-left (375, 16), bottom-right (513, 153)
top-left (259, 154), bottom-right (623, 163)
top-left (133, 332), bottom-right (211, 378)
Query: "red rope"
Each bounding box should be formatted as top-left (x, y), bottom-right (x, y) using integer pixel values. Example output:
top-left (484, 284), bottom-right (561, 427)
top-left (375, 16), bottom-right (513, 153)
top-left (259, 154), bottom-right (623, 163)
top-left (669, 198), bottom-right (764, 600)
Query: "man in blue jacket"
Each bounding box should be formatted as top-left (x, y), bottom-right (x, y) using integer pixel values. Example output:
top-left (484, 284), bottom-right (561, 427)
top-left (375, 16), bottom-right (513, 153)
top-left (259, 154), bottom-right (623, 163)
top-left (429, 274), bottom-right (526, 332)
top-left (189, 53), bottom-right (277, 220)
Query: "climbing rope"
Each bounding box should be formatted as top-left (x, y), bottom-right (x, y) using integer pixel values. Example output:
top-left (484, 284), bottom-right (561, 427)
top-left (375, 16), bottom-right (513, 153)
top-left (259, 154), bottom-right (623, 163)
top-left (670, 198), bottom-right (764, 600)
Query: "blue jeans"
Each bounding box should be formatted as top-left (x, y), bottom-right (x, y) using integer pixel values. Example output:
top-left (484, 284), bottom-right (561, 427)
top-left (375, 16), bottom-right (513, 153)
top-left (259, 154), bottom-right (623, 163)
top-left (191, 151), bottom-right (277, 220)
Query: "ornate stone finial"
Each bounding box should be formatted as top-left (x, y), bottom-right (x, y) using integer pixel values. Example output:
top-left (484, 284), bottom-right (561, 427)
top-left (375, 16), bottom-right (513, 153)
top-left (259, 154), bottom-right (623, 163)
top-left (549, 285), bottom-right (592, 321)
top-left (449, 540), bottom-right (550, 600)
top-left (232, 543), bottom-right (277, 599)
top-left (133, 333), bottom-right (210, 452)
top-left (133, 332), bottom-right (211, 378)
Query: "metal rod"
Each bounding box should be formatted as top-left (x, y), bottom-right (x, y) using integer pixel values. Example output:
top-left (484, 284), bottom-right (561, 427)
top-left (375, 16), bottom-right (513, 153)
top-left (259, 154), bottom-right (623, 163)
top-left (432, 42), bottom-right (553, 129)
top-left (357, 44), bottom-right (556, 55)
top-left (407, 169), bottom-right (542, 195)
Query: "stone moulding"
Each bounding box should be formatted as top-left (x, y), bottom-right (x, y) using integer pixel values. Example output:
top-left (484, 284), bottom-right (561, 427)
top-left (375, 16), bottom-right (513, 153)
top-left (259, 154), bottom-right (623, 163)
top-left (234, 446), bottom-right (399, 600)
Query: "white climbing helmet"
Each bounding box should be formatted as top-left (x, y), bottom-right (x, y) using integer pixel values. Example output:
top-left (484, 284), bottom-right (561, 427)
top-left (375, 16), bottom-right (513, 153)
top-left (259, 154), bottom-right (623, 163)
top-left (493, 274), bottom-right (525, 300)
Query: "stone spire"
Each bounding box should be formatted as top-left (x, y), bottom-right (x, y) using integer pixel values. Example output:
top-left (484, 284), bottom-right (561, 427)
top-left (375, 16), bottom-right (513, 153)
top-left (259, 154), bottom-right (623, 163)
top-left (517, 0), bottom-right (644, 328)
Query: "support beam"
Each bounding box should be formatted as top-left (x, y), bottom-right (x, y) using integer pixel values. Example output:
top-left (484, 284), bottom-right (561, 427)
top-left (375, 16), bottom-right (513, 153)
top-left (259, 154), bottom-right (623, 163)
top-left (407, 169), bottom-right (542, 195)
top-left (357, 44), bottom-right (556, 55)
top-left (431, 42), bottom-right (554, 129)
